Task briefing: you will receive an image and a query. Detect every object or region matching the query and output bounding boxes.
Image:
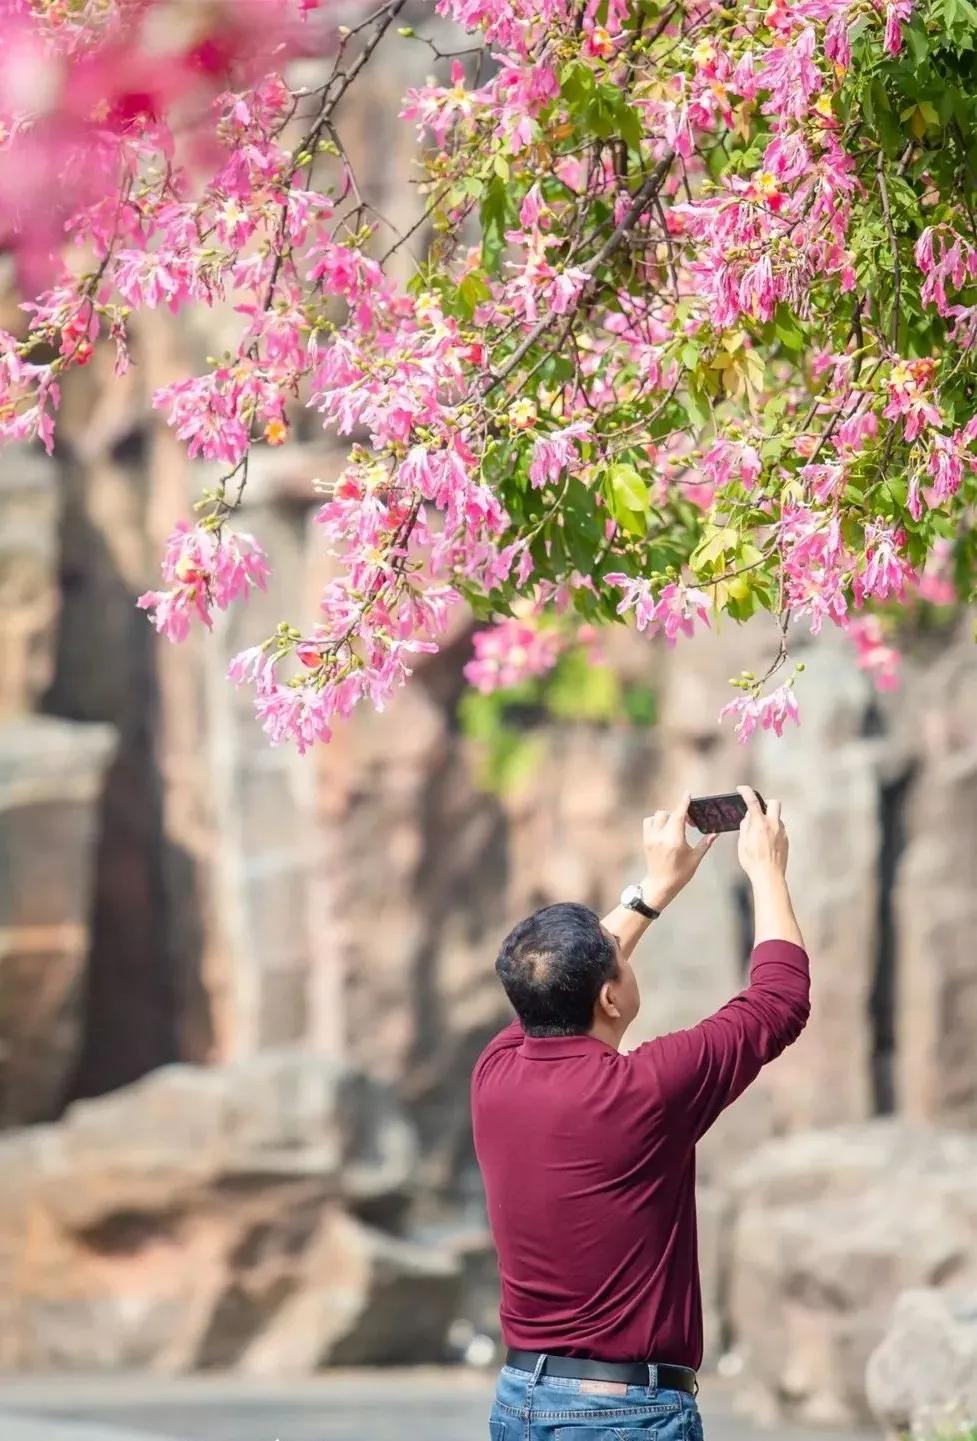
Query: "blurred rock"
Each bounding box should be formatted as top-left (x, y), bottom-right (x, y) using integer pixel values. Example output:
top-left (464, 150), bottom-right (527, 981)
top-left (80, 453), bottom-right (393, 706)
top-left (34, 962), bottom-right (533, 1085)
top-left (697, 1185), bottom-right (733, 1370)
top-left (895, 646), bottom-right (977, 1129)
top-left (238, 1210), bottom-right (461, 1373)
top-left (727, 1116), bottom-right (977, 1206)
top-left (865, 1287), bottom-right (977, 1437)
top-left (754, 639), bottom-right (881, 1131)
top-left (0, 717), bottom-right (116, 1127)
top-left (0, 451), bottom-right (60, 717)
top-left (0, 1049), bottom-right (446, 1371)
top-left (727, 1122), bottom-right (977, 1426)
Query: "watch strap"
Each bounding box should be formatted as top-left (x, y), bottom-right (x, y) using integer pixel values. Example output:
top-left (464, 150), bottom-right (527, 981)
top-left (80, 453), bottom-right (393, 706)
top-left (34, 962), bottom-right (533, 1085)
top-left (624, 886), bottom-right (660, 920)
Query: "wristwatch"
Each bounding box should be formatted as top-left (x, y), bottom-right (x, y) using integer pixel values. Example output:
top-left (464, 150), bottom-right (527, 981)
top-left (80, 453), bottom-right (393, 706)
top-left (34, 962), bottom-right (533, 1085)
top-left (620, 883), bottom-right (660, 921)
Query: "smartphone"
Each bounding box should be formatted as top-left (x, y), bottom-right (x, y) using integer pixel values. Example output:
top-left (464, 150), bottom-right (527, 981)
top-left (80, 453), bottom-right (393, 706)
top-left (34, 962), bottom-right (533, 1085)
top-left (687, 791), bottom-right (766, 834)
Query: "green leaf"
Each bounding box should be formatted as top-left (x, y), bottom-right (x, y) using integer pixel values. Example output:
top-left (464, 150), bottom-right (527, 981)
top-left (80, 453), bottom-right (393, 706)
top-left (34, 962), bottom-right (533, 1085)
top-left (458, 270), bottom-right (491, 318)
top-left (480, 175), bottom-right (512, 274)
top-left (691, 524), bottom-right (737, 572)
top-left (684, 380), bottom-right (711, 431)
top-left (607, 462), bottom-right (649, 508)
top-left (904, 23), bottom-right (930, 65)
top-left (617, 102), bottom-right (644, 152)
top-left (601, 463), bottom-right (650, 535)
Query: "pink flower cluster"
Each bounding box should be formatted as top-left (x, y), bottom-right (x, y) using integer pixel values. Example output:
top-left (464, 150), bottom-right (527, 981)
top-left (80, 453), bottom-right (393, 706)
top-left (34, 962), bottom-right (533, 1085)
top-left (605, 576), bottom-right (711, 646)
top-left (720, 684), bottom-right (801, 744)
top-left (464, 618), bottom-right (563, 693)
top-left (138, 521), bottom-right (270, 643)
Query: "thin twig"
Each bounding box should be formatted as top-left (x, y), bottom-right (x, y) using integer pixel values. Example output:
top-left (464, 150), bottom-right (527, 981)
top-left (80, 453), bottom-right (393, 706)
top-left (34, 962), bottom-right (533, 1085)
top-left (483, 153), bottom-right (675, 394)
top-left (876, 151), bottom-right (901, 352)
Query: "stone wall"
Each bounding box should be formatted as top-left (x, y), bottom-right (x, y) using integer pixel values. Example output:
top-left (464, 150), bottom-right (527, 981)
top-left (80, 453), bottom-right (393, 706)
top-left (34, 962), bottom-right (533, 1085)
top-left (2, 398), bottom-right (977, 1397)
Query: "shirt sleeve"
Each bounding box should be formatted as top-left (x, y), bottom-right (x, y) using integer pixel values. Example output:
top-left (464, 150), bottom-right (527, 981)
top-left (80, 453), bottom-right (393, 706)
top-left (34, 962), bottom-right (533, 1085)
top-left (634, 939), bottom-right (811, 1141)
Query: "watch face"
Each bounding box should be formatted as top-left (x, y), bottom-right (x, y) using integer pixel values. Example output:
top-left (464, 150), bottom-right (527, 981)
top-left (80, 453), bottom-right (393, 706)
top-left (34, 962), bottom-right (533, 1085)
top-left (621, 885), bottom-right (641, 908)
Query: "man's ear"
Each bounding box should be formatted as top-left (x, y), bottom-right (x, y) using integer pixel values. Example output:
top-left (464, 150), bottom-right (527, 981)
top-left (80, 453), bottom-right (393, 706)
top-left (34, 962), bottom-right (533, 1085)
top-left (598, 980), bottom-right (621, 1021)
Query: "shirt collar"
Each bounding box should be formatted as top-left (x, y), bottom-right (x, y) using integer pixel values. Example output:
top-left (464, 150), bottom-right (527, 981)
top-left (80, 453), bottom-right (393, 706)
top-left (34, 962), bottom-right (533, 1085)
top-left (520, 1033), bottom-right (617, 1060)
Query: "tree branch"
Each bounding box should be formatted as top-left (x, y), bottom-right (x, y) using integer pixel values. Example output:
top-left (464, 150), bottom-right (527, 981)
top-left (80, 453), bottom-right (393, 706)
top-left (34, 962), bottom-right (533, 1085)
top-left (483, 152), bottom-right (675, 394)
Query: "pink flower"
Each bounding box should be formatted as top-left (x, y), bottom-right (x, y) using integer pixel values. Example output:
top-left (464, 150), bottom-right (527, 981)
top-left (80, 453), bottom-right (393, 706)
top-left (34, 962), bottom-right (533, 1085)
top-left (153, 368), bottom-right (277, 464)
top-left (519, 184), bottom-right (545, 228)
top-left (138, 520), bottom-right (269, 641)
top-left (882, 359), bottom-right (942, 442)
top-left (528, 421), bottom-right (590, 489)
top-left (701, 437), bottom-right (762, 489)
top-left (915, 572), bottom-right (956, 606)
top-left (605, 575), bottom-right (711, 645)
top-left (845, 616), bottom-right (901, 692)
top-left (253, 680), bottom-right (336, 753)
top-left (883, 0), bottom-right (913, 54)
top-left (547, 266), bottom-right (590, 315)
top-left (927, 430), bottom-right (975, 505)
top-left (780, 506), bottom-right (851, 633)
top-left (915, 225), bottom-right (977, 315)
top-left (720, 684), bottom-right (800, 743)
top-left (914, 537), bottom-right (957, 606)
top-left (824, 14), bottom-right (852, 69)
top-left (799, 462), bottom-right (844, 503)
top-left (856, 521), bottom-right (915, 603)
top-left (835, 409), bottom-right (878, 453)
top-left (463, 618), bottom-right (562, 693)
top-left (762, 131), bottom-right (810, 184)
top-left (758, 27), bottom-right (821, 121)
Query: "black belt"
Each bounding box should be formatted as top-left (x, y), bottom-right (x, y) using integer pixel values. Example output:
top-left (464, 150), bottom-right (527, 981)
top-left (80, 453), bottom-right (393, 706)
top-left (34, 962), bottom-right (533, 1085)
top-left (505, 1349), bottom-right (697, 1395)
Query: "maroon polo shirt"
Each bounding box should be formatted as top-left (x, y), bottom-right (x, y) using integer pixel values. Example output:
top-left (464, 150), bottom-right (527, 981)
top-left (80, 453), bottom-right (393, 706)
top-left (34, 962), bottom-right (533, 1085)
top-left (471, 939), bottom-right (810, 1368)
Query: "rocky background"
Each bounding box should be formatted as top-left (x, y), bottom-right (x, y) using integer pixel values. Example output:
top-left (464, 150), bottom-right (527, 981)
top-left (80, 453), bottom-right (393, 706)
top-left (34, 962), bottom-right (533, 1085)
top-left (2, 17), bottom-right (977, 1435)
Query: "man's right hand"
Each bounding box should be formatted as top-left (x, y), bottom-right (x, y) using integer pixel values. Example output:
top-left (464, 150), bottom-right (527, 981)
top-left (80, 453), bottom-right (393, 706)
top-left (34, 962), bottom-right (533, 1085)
top-left (737, 786), bottom-right (804, 948)
top-left (736, 785), bottom-right (788, 880)
top-left (641, 792), bottom-right (716, 912)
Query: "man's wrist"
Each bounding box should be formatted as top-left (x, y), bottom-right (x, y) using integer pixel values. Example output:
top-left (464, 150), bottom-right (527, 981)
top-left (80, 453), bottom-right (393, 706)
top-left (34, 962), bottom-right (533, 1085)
top-left (743, 858), bottom-right (789, 893)
top-left (641, 875), bottom-right (676, 913)
top-left (747, 863), bottom-right (788, 892)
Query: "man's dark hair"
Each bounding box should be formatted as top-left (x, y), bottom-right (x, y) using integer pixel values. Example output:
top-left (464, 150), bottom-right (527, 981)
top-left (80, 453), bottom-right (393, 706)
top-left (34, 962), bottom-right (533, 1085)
top-left (495, 902), bottom-right (619, 1037)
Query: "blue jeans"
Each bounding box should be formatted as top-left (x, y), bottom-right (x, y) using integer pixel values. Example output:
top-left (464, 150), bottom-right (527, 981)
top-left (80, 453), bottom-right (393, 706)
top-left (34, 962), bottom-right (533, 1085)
top-left (489, 1358), bottom-right (705, 1440)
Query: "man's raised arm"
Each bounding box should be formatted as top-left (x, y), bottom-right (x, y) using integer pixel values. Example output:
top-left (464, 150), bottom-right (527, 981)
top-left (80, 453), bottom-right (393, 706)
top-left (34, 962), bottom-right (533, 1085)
top-left (639, 786), bottom-right (810, 1140)
top-left (602, 792), bottom-right (716, 960)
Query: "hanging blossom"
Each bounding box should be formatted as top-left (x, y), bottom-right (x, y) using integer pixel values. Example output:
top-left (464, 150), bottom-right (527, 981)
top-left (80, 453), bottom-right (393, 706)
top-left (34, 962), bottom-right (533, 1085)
top-left (528, 422), bottom-right (592, 489)
top-left (882, 359), bottom-right (942, 443)
top-left (719, 684), bottom-right (801, 744)
top-left (138, 521), bottom-right (270, 643)
top-left (605, 576), bottom-right (711, 645)
top-left (845, 616), bottom-right (901, 692)
top-left (856, 520), bottom-right (917, 603)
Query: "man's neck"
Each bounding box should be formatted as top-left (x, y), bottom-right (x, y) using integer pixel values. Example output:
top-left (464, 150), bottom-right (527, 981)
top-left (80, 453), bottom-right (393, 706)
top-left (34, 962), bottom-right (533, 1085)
top-left (589, 1016), bottom-right (624, 1051)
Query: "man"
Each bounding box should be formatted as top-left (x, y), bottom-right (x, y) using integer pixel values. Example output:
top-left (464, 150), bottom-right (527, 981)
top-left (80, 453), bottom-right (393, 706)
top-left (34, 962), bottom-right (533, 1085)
top-left (472, 787), bottom-right (809, 1441)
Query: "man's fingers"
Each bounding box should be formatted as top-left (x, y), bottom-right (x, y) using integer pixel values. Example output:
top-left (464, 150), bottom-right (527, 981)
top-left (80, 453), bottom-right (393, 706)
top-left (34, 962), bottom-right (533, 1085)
top-left (737, 785), bottom-right (763, 817)
top-left (668, 792), bottom-right (692, 834)
top-left (643, 810), bottom-right (669, 834)
top-left (767, 798), bottom-right (782, 826)
top-left (694, 832), bottom-right (718, 863)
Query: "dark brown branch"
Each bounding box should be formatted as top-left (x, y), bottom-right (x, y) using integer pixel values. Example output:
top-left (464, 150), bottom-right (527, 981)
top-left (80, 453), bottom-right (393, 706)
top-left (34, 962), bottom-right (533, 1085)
top-left (483, 152), bottom-right (675, 394)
